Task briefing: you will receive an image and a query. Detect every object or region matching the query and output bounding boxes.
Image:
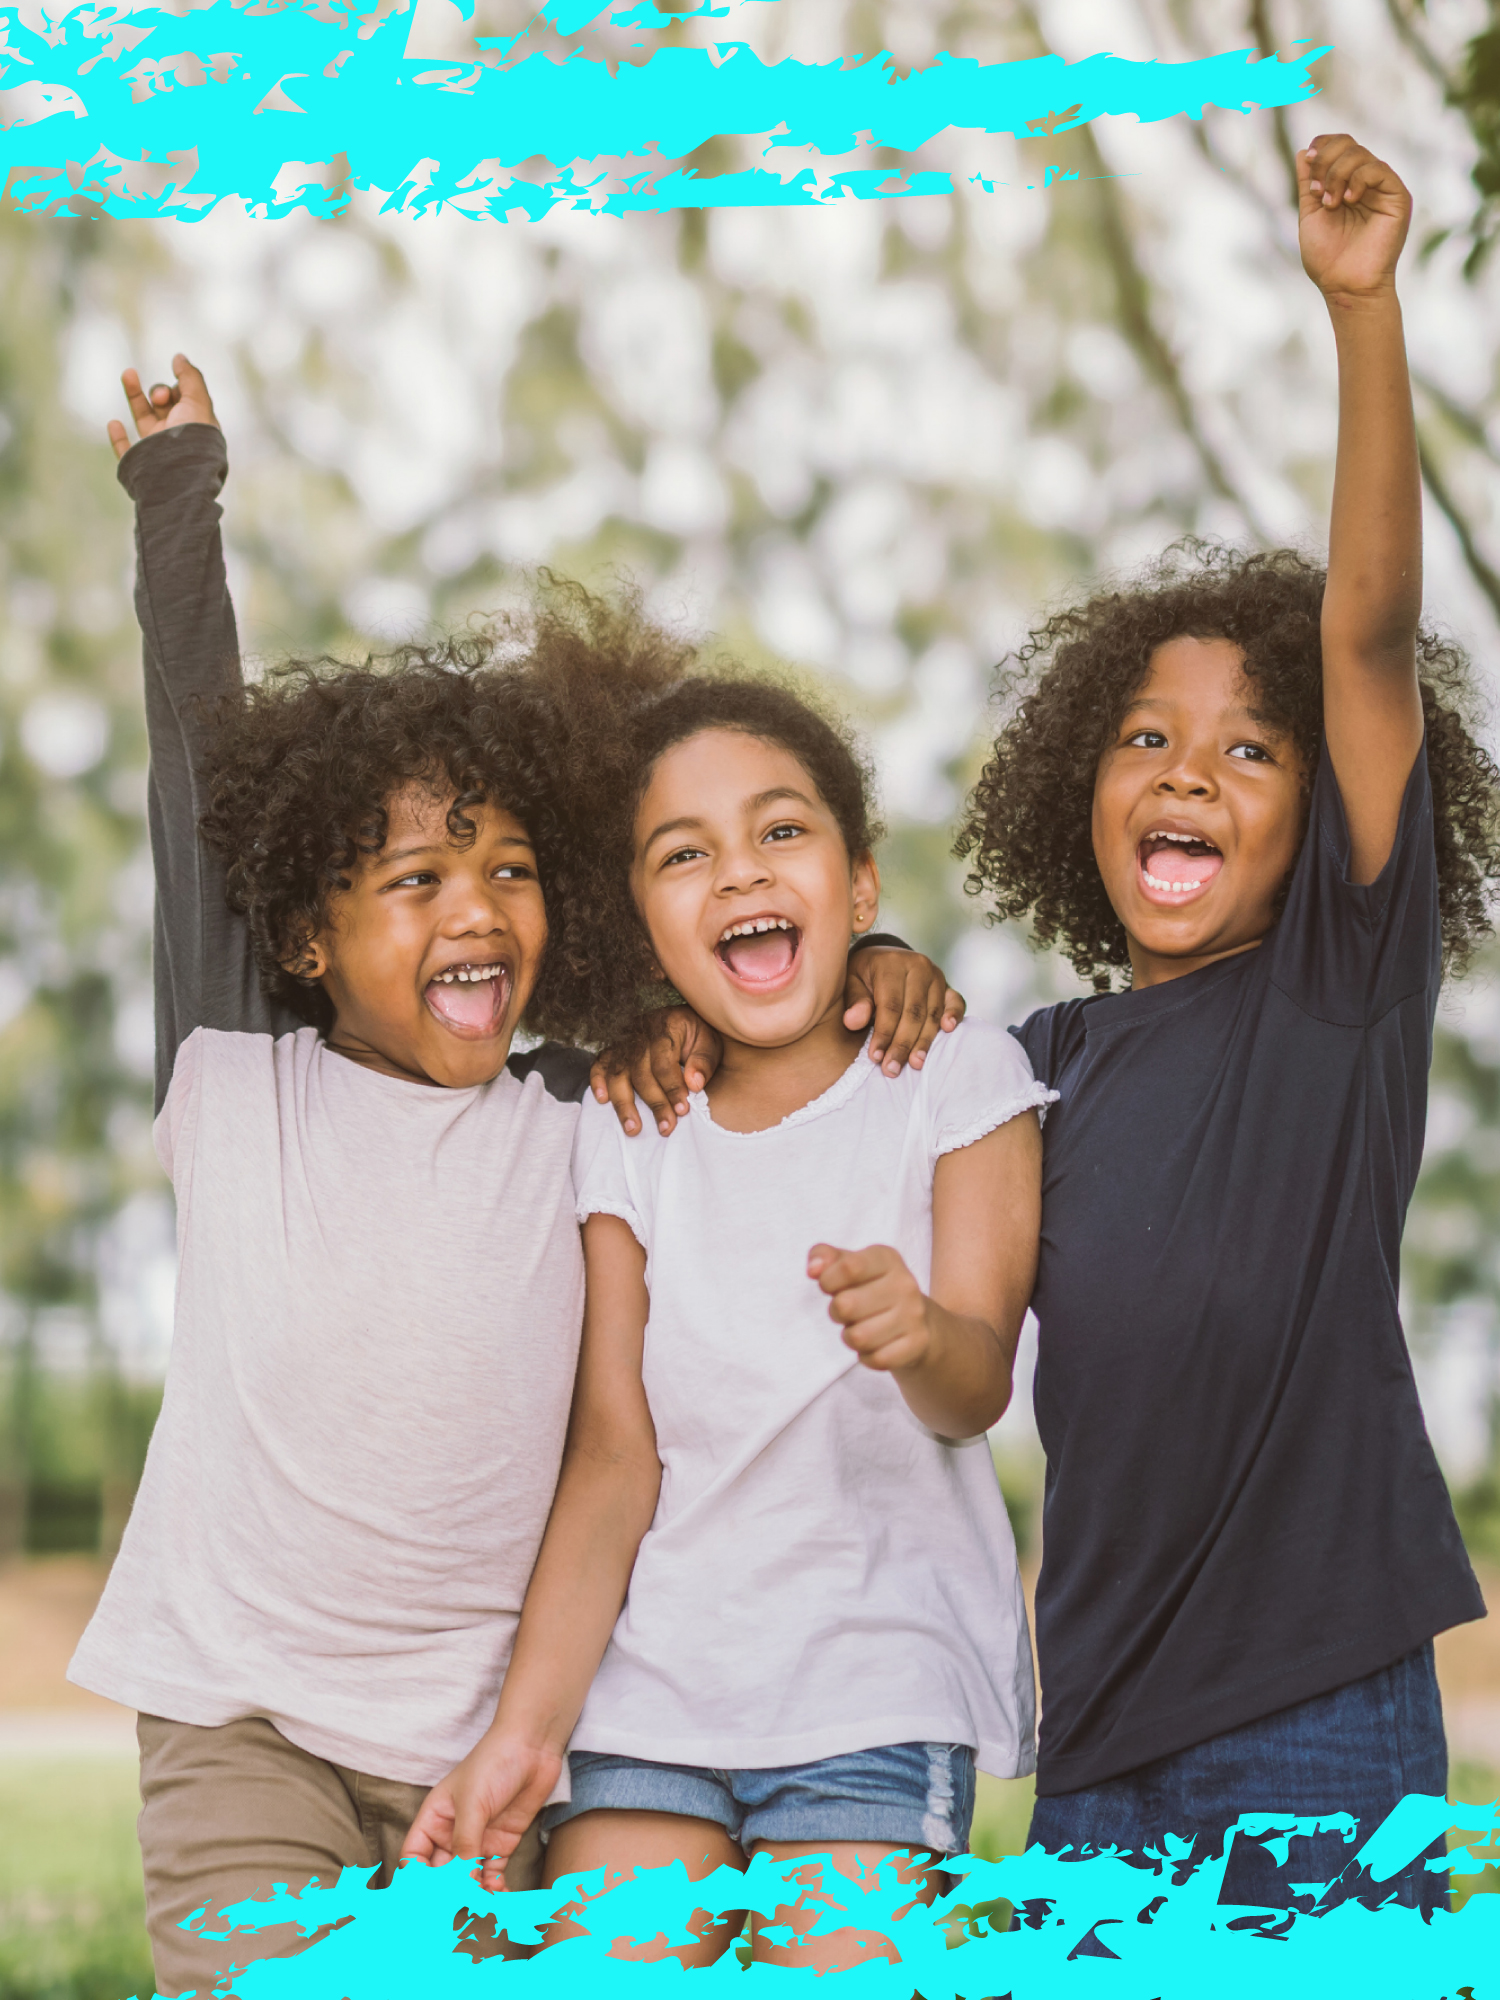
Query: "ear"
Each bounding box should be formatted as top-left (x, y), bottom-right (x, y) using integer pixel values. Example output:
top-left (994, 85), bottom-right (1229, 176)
top-left (280, 926), bottom-right (328, 986)
top-left (850, 851), bottom-right (881, 934)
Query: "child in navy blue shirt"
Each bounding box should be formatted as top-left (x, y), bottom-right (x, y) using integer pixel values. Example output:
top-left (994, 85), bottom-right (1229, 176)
top-left (958, 134), bottom-right (1496, 1911)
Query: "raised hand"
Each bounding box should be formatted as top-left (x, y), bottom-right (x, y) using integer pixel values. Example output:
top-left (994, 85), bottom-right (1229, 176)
top-left (1297, 134), bottom-right (1410, 300)
top-left (107, 354), bottom-right (220, 462)
top-left (400, 1731), bottom-right (561, 1895)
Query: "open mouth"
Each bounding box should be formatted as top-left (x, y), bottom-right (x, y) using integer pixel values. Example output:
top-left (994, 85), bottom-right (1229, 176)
top-left (1137, 829), bottom-right (1223, 901)
top-left (424, 961), bottom-right (512, 1039)
top-left (715, 915), bottom-right (802, 988)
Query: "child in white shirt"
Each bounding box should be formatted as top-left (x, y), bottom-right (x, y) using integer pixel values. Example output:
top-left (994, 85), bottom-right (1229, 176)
top-left (404, 672), bottom-right (1050, 1966)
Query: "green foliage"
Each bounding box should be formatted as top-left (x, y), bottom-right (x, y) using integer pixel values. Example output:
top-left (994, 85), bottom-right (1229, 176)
top-left (0, 1758), bottom-right (154, 2000)
top-left (1451, 21), bottom-right (1500, 274)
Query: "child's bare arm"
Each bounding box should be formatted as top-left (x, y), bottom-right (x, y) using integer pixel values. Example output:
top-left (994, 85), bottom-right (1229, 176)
top-left (1298, 135), bottom-right (1425, 885)
top-left (400, 1214), bottom-right (660, 1889)
top-left (809, 1109), bottom-right (1042, 1438)
top-left (112, 356), bottom-right (295, 1108)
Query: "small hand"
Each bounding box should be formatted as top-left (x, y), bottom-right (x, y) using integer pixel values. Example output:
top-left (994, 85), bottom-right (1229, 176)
top-left (1297, 134), bottom-right (1410, 300)
top-left (107, 354), bottom-right (219, 462)
top-left (590, 1007), bottom-right (724, 1136)
top-left (399, 1732), bottom-right (560, 1896)
top-left (842, 949), bottom-right (964, 1078)
top-left (808, 1242), bottom-right (935, 1373)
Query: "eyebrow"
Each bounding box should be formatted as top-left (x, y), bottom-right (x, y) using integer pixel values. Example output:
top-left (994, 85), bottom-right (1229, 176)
top-left (1122, 695), bottom-right (1262, 724)
top-left (642, 786), bottom-right (819, 852)
top-left (380, 834), bottom-right (535, 868)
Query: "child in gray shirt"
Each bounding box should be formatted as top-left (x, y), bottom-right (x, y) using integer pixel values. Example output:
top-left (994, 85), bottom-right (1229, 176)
top-left (68, 359), bottom-right (959, 1997)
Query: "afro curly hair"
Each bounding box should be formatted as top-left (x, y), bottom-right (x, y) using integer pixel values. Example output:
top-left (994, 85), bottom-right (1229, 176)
top-left (955, 541), bottom-right (1500, 991)
top-left (195, 578), bottom-right (707, 1047)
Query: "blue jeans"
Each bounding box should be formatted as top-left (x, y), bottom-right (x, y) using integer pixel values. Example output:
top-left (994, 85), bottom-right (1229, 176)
top-left (1027, 1643), bottom-right (1449, 1913)
top-left (544, 1741), bottom-right (977, 1854)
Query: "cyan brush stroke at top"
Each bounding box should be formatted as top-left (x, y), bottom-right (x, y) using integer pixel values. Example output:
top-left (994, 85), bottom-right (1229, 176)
top-left (179, 1793), bottom-right (1500, 1998)
top-left (0, 3), bottom-right (1329, 219)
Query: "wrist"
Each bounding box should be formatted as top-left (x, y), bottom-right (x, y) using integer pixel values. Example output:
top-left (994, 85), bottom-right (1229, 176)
top-left (1322, 282), bottom-right (1402, 320)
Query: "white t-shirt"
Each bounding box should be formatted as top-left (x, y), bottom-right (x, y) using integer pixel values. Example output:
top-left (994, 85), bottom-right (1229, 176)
top-left (69, 1027), bottom-right (585, 1786)
top-left (570, 1019), bottom-right (1051, 1778)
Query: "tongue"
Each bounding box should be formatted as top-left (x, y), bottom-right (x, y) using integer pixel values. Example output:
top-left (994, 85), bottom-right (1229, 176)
top-left (1147, 845), bottom-right (1222, 886)
top-left (426, 975), bottom-right (505, 1032)
top-left (723, 930), bottom-right (796, 981)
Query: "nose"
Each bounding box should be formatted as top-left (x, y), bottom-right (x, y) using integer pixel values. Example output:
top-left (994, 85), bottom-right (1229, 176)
top-left (714, 838), bottom-right (773, 898)
top-left (443, 870), bottom-right (509, 936)
top-left (1154, 743), bottom-right (1217, 800)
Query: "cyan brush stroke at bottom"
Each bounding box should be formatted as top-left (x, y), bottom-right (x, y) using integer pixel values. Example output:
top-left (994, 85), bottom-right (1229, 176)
top-left (179, 1791), bottom-right (1499, 1997)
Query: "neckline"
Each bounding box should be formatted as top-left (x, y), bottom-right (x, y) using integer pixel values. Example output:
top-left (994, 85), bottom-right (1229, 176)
top-left (688, 1034), bottom-right (880, 1138)
top-left (317, 1032), bottom-right (497, 1103)
top-left (1084, 944), bottom-right (1261, 1030)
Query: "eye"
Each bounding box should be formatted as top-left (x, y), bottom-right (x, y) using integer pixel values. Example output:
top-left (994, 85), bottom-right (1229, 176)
top-left (494, 863), bottom-right (535, 880)
top-left (661, 844), bottom-right (708, 869)
top-left (764, 821), bottom-right (803, 843)
top-left (1228, 742), bottom-right (1272, 763)
top-left (1123, 729), bottom-right (1168, 750)
top-left (386, 870), bottom-right (438, 890)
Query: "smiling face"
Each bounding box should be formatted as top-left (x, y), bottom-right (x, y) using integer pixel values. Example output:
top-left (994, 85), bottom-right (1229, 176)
top-left (630, 728), bottom-right (879, 1052)
top-left (1091, 635), bottom-right (1309, 987)
top-left (301, 783), bottom-right (548, 1087)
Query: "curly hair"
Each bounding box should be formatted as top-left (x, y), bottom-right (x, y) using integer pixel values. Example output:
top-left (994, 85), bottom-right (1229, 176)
top-left (196, 640), bottom-right (553, 1033)
top-left (195, 578), bottom-right (726, 1046)
top-left (955, 542), bottom-right (1500, 991)
top-left (527, 633), bottom-right (883, 1053)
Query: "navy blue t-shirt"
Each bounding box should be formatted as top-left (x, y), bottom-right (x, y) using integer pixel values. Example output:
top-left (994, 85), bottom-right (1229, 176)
top-left (1014, 744), bottom-right (1485, 1798)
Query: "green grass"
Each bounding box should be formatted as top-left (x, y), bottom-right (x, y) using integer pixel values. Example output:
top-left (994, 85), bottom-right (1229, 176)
top-left (0, 1753), bottom-right (1490, 2000)
top-left (0, 1758), bottom-right (154, 2000)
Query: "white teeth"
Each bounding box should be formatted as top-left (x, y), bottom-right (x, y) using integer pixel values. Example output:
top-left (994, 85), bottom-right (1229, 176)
top-left (1142, 870), bottom-right (1201, 895)
top-left (434, 965), bottom-right (502, 984)
top-left (718, 917), bottom-right (794, 943)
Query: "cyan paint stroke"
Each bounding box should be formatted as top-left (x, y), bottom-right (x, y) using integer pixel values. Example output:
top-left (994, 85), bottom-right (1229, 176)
top-left (0, 1), bottom-right (1329, 219)
top-left (174, 1794), bottom-right (1500, 1999)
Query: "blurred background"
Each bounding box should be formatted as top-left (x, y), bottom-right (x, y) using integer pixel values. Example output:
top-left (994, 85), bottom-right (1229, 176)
top-left (3, 0), bottom-right (1500, 1991)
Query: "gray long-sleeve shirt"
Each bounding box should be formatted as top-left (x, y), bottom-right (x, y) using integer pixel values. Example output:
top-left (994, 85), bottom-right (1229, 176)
top-left (120, 421), bottom-right (591, 1110)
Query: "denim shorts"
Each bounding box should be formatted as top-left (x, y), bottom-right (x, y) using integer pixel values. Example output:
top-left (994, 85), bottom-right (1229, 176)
top-left (1027, 1642), bottom-right (1449, 1913)
top-left (542, 1741), bottom-right (976, 1854)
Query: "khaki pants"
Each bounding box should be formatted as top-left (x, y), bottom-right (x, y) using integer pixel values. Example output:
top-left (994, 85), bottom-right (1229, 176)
top-left (137, 1714), bottom-right (543, 1998)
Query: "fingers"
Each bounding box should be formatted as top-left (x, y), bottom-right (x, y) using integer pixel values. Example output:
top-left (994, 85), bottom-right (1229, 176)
top-left (400, 1792), bottom-right (456, 1868)
top-left (172, 352), bottom-right (214, 414)
top-left (681, 1018), bottom-right (722, 1093)
top-left (635, 1040), bottom-right (688, 1135)
top-left (106, 418), bottom-right (130, 462)
top-left (592, 1060), bottom-right (644, 1137)
top-left (808, 1243), bottom-right (895, 1292)
top-left (1304, 133), bottom-right (1402, 211)
top-left (876, 979), bottom-right (939, 1078)
top-left (120, 367), bottom-right (158, 438)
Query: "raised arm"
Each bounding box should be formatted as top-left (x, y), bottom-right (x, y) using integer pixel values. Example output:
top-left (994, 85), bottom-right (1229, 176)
top-left (112, 358), bottom-right (298, 1108)
top-left (1298, 136), bottom-right (1425, 885)
top-left (400, 1212), bottom-right (661, 1889)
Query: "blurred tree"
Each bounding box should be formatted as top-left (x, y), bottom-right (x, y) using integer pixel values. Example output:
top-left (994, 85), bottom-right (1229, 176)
top-left (0, 215), bottom-right (170, 1560)
top-left (3, 0), bottom-right (1499, 1563)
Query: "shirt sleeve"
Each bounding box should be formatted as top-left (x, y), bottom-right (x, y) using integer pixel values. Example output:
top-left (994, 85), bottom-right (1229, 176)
top-left (120, 424), bottom-right (301, 1115)
top-left (571, 1092), bottom-right (649, 1248)
top-left (152, 1026), bottom-right (205, 1187)
top-left (1267, 741), bottom-right (1440, 1028)
top-left (925, 1019), bottom-right (1057, 1160)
